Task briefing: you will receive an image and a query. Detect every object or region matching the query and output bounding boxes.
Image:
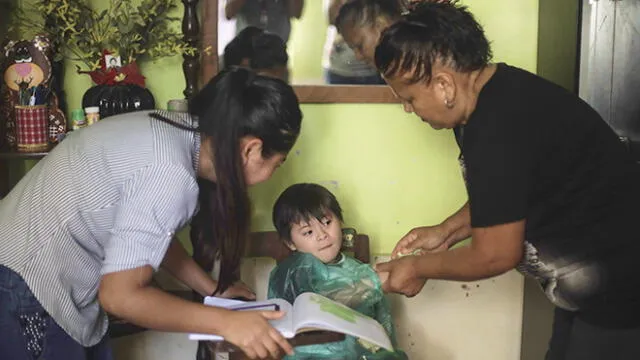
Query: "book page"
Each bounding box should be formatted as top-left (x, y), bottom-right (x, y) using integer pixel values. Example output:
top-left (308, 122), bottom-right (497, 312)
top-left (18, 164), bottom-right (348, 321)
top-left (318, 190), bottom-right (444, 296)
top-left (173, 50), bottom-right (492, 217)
top-left (188, 298), bottom-right (295, 341)
top-left (243, 298), bottom-right (295, 338)
top-left (291, 292), bottom-right (393, 351)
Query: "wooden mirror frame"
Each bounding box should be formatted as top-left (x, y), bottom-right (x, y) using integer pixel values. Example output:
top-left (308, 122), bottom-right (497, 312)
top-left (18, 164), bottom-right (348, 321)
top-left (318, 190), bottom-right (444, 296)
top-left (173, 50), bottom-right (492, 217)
top-left (188, 0), bottom-right (399, 103)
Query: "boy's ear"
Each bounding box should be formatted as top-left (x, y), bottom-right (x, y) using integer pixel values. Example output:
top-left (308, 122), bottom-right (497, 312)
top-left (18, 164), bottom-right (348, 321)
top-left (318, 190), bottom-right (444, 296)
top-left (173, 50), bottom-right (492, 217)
top-left (284, 240), bottom-right (296, 251)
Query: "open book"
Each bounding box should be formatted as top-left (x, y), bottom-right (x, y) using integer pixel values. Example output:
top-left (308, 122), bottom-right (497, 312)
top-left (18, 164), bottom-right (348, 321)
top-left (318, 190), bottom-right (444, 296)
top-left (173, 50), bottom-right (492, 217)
top-left (188, 292), bottom-right (393, 351)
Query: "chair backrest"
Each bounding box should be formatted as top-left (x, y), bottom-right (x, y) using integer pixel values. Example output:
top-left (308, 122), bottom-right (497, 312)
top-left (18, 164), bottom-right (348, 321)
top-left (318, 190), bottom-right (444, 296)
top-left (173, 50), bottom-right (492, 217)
top-left (245, 228), bottom-right (371, 264)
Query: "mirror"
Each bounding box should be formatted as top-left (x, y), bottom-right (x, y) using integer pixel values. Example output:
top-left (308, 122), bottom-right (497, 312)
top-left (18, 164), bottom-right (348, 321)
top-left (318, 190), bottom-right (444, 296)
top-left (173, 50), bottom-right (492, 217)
top-left (202, 0), bottom-right (397, 103)
top-left (218, 0), bottom-right (384, 86)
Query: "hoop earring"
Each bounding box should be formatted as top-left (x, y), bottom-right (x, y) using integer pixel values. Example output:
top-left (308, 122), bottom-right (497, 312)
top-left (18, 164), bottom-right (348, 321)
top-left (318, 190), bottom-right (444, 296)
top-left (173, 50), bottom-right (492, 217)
top-left (445, 99), bottom-right (455, 109)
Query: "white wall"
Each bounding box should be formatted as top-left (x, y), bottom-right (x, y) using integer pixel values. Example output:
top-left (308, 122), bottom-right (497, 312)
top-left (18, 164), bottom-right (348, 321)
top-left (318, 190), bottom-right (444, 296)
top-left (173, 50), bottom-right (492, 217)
top-left (520, 277), bottom-right (555, 360)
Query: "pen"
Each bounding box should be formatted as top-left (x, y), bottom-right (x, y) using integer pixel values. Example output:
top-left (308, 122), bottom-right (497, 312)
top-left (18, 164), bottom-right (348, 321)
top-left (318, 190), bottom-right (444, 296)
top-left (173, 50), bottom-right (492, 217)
top-left (29, 87), bottom-right (36, 106)
top-left (231, 303), bottom-right (281, 312)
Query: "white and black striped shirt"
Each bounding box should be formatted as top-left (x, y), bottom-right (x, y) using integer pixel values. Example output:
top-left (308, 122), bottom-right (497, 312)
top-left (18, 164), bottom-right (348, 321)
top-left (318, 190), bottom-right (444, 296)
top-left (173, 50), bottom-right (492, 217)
top-left (0, 111), bottom-right (201, 346)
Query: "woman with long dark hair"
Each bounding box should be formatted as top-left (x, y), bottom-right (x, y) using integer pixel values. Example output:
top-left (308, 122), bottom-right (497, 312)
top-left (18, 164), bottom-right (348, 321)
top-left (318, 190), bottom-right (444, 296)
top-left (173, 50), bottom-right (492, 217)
top-left (0, 67), bottom-right (302, 359)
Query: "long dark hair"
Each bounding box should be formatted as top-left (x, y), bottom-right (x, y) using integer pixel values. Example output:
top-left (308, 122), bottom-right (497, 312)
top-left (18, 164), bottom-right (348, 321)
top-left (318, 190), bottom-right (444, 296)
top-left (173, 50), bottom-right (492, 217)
top-left (155, 68), bottom-right (302, 294)
top-left (375, 0), bottom-right (492, 83)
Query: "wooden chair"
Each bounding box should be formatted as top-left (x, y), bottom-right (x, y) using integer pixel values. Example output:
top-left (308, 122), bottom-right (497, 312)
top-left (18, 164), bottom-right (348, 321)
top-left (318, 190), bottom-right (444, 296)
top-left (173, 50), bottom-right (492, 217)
top-left (199, 228), bottom-right (371, 360)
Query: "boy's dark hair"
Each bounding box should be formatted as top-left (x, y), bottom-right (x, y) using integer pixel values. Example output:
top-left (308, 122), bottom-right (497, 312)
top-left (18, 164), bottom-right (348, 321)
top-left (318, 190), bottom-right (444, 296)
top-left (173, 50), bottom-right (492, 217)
top-left (335, 0), bottom-right (405, 35)
top-left (223, 26), bottom-right (288, 70)
top-left (375, 0), bottom-right (492, 84)
top-left (273, 183), bottom-right (344, 244)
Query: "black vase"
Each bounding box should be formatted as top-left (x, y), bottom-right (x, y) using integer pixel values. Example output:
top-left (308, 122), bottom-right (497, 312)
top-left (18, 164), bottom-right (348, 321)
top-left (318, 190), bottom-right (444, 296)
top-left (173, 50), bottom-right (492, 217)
top-left (82, 84), bottom-right (155, 119)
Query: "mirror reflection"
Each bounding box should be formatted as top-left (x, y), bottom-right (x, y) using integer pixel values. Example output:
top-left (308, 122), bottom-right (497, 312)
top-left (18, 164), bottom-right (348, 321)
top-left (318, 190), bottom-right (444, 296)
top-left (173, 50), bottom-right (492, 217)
top-left (218, 0), bottom-right (408, 85)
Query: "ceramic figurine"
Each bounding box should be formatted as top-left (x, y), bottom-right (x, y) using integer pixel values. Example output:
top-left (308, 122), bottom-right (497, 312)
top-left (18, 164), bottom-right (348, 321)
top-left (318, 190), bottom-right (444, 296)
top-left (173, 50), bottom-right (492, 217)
top-left (0, 35), bottom-right (67, 149)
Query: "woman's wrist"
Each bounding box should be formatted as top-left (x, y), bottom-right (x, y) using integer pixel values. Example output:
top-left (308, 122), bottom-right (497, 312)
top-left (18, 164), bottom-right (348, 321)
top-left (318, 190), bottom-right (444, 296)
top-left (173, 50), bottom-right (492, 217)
top-left (441, 204), bottom-right (472, 245)
top-left (205, 305), bottom-right (230, 335)
top-left (439, 218), bottom-right (458, 241)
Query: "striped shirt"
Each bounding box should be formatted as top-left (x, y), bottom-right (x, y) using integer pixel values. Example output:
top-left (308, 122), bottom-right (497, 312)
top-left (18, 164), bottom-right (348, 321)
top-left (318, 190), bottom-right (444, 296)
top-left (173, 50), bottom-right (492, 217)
top-left (0, 110), bottom-right (201, 346)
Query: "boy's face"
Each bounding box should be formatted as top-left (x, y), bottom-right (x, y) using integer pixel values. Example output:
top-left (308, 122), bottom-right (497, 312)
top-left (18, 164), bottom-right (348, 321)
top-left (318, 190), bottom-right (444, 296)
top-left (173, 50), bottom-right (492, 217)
top-left (288, 211), bottom-right (343, 263)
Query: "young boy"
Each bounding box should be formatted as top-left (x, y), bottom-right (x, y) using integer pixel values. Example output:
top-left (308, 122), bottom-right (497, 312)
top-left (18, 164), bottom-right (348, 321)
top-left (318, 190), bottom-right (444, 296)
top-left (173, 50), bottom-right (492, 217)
top-left (268, 183), bottom-right (407, 359)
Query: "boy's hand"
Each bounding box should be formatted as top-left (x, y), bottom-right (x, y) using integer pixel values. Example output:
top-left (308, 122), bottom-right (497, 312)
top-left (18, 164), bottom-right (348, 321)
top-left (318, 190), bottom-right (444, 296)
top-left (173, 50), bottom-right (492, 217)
top-left (220, 281), bottom-right (256, 300)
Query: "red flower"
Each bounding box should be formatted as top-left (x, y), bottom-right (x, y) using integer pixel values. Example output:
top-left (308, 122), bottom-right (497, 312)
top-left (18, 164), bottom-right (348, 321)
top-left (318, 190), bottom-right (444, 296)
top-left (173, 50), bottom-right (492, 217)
top-left (77, 50), bottom-right (146, 87)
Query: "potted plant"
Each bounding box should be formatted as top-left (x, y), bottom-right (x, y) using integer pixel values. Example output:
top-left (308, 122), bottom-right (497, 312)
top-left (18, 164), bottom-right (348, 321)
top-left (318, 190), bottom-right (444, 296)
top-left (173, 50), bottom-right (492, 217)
top-left (11, 0), bottom-right (198, 118)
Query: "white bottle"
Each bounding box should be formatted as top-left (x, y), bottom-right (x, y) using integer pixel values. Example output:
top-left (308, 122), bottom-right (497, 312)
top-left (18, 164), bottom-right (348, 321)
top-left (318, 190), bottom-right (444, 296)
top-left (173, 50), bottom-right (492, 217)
top-left (84, 106), bottom-right (100, 126)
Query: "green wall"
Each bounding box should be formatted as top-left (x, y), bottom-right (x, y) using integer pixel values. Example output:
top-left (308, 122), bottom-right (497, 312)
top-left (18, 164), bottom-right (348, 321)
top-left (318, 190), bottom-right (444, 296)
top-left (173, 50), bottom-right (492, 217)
top-left (537, 0), bottom-right (580, 92)
top-left (249, 105), bottom-right (467, 254)
top-left (56, 0), bottom-right (540, 254)
top-left (287, 0), bottom-right (327, 83)
top-left (467, 0), bottom-right (539, 71)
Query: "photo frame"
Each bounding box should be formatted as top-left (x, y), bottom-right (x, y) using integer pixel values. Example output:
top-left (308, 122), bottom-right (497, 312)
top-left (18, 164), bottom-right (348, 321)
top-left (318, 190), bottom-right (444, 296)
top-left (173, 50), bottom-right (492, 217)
top-left (105, 54), bottom-right (122, 69)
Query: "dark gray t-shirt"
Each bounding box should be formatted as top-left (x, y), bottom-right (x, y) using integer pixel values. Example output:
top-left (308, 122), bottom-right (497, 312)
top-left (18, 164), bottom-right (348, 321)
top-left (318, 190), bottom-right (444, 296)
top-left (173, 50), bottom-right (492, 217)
top-left (456, 63), bottom-right (640, 327)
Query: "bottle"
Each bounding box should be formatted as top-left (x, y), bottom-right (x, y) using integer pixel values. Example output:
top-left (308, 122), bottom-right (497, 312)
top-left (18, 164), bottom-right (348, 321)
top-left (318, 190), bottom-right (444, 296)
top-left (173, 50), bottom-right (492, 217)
top-left (85, 106), bottom-right (100, 125)
top-left (70, 109), bottom-right (86, 130)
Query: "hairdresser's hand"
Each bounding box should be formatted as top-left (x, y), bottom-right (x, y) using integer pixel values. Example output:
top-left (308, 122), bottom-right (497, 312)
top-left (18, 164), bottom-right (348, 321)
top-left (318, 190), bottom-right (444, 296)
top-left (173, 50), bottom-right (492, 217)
top-left (219, 281), bottom-right (256, 300)
top-left (391, 226), bottom-right (448, 259)
top-left (375, 256), bottom-right (427, 297)
top-left (220, 310), bottom-right (293, 359)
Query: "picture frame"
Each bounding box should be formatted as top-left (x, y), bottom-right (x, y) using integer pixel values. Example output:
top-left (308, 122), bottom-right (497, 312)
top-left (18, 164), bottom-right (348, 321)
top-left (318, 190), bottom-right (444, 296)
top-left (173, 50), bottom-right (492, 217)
top-left (105, 54), bottom-right (121, 69)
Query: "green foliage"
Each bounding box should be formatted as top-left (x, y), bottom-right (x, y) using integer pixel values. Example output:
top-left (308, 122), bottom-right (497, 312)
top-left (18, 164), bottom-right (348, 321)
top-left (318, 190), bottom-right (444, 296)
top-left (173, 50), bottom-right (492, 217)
top-left (9, 0), bottom-right (197, 70)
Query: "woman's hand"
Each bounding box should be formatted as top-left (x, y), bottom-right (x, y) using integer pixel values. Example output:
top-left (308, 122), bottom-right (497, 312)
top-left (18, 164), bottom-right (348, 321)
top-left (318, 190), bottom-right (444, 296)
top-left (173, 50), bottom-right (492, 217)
top-left (375, 256), bottom-right (427, 297)
top-left (219, 310), bottom-right (294, 359)
top-left (391, 226), bottom-right (449, 259)
top-left (219, 281), bottom-right (256, 300)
